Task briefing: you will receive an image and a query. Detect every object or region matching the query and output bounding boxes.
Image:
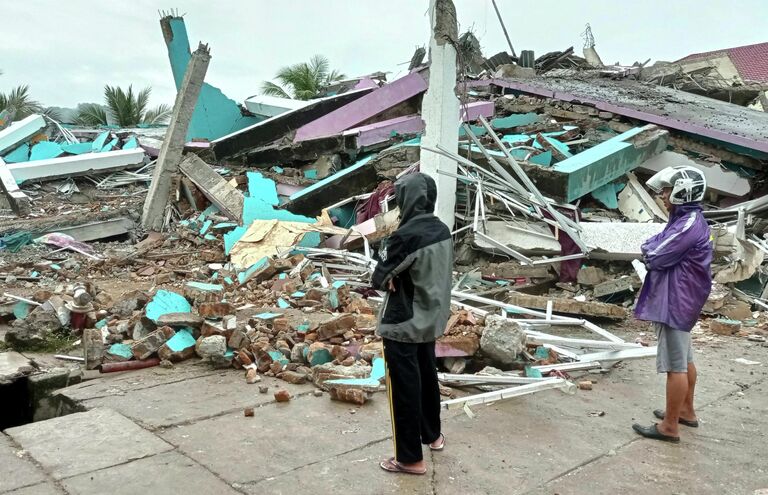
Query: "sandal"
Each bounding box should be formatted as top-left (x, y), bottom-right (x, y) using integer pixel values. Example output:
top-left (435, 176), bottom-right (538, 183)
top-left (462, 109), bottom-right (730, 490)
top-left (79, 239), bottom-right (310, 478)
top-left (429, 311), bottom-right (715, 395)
top-left (429, 433), bottom-right (445, 451)
top-left (379, 457), bottom-right (427, 475)
top-left (653, 409), bottom-right (699, 428)
top-left (632, 423), bottom-right (680, 443)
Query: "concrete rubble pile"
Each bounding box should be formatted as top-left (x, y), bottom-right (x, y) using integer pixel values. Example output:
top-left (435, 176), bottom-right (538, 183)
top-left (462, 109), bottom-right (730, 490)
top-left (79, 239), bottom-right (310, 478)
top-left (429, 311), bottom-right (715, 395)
top-left (2, 10), bottom-right (768, 411)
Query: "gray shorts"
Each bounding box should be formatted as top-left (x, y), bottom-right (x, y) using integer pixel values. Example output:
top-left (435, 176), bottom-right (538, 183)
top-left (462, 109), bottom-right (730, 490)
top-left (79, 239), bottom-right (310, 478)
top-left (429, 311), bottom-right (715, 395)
top-left (655, 322), bottom-right (693, 373)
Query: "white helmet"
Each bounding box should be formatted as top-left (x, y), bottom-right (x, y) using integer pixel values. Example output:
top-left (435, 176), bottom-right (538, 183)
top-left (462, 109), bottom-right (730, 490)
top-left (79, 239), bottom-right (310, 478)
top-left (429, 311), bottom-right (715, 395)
top-left (646, 166), bottom-right (706, 205)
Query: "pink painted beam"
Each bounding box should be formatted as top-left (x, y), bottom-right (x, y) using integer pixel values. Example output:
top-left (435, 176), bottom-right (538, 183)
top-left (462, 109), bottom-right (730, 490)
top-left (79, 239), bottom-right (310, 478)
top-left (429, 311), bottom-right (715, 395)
top-left (294, 72), bottom-right (428, 142)
top-left (460, 100), bottom-right (494, 121)
top-left (353, 78), bottom-right (380, 90)
top-left (340, 102), bottom-right (494, 149)
top-left (344, 115), bottom-right (424, 148)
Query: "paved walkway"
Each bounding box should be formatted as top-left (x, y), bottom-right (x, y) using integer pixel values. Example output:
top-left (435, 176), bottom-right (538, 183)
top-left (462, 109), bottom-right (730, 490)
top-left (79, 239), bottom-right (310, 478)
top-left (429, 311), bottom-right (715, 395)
top-left (1, 334), bottom-right (767, 495)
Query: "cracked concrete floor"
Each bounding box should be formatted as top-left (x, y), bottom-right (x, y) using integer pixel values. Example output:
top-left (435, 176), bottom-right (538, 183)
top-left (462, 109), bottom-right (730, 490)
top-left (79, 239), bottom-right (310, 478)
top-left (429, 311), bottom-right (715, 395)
top-left (1, 332), bottom-right (767, 495)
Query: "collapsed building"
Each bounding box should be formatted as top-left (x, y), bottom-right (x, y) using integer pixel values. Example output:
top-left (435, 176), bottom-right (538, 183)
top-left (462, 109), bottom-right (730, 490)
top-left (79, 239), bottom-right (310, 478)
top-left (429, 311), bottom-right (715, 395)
top-left (2, 4), bottom-right (768, 415)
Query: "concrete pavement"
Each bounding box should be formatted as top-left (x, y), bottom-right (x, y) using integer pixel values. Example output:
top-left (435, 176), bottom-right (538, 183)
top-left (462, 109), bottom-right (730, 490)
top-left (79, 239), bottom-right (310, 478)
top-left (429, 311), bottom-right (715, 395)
top-left (1, 333), bottom-right (766, 494)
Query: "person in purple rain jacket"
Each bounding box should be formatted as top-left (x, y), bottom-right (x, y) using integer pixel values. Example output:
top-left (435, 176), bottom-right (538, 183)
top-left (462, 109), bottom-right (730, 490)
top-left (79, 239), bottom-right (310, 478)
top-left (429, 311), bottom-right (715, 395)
top-left (632, 165), bottom-right (713, 443)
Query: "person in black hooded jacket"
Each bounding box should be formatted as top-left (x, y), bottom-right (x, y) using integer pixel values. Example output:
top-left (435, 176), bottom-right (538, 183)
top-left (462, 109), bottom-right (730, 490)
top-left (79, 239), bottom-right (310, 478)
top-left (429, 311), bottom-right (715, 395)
top-left (371, 173), bottom-right (453, 475)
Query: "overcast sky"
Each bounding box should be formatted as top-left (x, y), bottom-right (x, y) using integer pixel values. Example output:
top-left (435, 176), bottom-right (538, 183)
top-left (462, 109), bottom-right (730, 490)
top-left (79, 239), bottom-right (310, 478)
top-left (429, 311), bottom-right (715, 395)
top-left (1, 0), bottom-right (765, 109)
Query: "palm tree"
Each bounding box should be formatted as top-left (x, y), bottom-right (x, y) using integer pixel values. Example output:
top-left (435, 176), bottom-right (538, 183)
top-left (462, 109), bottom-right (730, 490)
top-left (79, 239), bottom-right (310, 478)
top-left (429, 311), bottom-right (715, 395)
top-left (0, 85), bottom-right (44, 121)
top-left (260, 55), bottom-right (346, 100)
top-left (74, 85), bottom-right (172, 127)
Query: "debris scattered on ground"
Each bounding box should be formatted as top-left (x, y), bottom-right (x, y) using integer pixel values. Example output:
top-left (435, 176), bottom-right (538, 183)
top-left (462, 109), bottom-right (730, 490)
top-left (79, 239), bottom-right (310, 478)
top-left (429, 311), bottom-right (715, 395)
top-left (2, 7), bottom-right (767, 416)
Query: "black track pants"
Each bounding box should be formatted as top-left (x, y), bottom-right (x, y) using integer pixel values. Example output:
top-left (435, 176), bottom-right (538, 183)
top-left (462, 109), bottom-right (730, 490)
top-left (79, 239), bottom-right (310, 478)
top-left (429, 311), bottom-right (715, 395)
top-left (382, 338), bottom-right (441, 463)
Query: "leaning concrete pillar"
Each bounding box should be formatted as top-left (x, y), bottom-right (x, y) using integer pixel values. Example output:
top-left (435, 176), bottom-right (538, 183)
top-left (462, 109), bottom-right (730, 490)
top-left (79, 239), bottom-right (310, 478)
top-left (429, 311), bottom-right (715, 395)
top-left (420, 0), bottom-right (459, 229)
top-left (142, 43), bottom-right (211, 231)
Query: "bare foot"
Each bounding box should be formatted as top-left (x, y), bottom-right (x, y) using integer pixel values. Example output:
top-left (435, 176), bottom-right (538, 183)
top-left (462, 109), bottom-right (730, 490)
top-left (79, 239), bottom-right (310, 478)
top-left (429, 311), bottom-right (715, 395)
top-left (402, 460), bottom-right (426, 471)
top-left (680, 409), bottom-right (698, 422)
top-left (657, 421), bottom-right (680, 438)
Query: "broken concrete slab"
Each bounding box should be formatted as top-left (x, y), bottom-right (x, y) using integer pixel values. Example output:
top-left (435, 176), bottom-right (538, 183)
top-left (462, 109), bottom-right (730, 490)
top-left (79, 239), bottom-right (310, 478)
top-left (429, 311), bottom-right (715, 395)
top-left (593, 277), bottom-right (636, 299)
top-left (158, 329), bottom-right (197, 362)
top-left (6, 149), bottom-right (145, 184)
top-left (618, 172), bottom-right (668, 223)
top-left (552, 125), bottom-right (668, 202)
top-left (285, 155), bottom-right (378, 216)
top-left (473, 77), bottom-right (768, 155)
top-left (505, 292), bottom-right (626, 319)
top-left (157, 313), bottom-right (203, 328)
top-left (178, 154), bottom-right (244, 220)
top-left (0, 114), bottom-right (46, 154)
top-left (710, 318), bottom-right (741, 336)
top-left (473, 220), bottom-right (561, 255)
top-left (145, 290), bottom-right (192, 323)
top-left (480, 315), bottom-right (525, 366)
top-left (41, 217), bottom-right (135, 242)
top-left (638, 150), bottom-right (751, 198)
top-left (343, 114), bottom-right (423, 149)
top-left (5, 407), bottom-right (173, 480)
top-left (580, 222), bottom-right (665, 260)
top-left (0, 157), bottom-right (30, 215)
top-left (132, 326), bottom-right (176, 360)
top-left (577, 266), bottom-right (606, 287)
top-left (294, 72), bottom-right (428, 142)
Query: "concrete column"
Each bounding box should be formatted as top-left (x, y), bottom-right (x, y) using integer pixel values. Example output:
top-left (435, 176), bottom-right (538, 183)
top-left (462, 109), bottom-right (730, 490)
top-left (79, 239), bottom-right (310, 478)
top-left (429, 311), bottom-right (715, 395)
top-left (420, 0), bottom-right (459, 229)
top-left (142, 43), bottom-right (210, 231)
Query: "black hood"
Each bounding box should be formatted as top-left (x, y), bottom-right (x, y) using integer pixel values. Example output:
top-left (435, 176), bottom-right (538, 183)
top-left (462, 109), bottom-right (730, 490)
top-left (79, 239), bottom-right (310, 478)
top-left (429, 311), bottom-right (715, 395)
top-left (395, 173), bottom-right (437, 225)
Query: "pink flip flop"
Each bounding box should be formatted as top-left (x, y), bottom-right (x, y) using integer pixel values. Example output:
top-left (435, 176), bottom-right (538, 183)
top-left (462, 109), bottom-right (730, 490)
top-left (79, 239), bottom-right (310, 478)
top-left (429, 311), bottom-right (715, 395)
top-left (379, 457), bottom-right (427, 475)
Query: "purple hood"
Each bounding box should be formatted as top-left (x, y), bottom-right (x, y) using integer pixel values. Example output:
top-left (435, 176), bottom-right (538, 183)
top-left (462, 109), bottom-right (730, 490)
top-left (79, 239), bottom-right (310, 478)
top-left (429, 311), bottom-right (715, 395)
top-left (634, 203), bottom-right (712, 331)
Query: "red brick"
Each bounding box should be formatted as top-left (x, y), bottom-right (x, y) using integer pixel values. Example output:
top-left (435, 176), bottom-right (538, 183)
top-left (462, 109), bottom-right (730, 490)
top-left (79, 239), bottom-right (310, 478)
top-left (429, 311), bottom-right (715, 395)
top-left (280, 370), bottom-right (308, 384)
top-left (274, 390), bottom-right (291, 402)
top-left (272, 318), bottom-right (291, 333)
top-left (305, 289), bottom-right (326, 302)
top-left (131, 326), bottom-right (175, 360)
top-left (316, 314), bottom-right (356, 341)
top-left (197, 302), bottom-right (235, 319)
top-left (200, 320), bottom-right (230, 339)
top-left (238, 349), bottom-right (254, 366)
top-left (328, 387), bottom-right (367, 405)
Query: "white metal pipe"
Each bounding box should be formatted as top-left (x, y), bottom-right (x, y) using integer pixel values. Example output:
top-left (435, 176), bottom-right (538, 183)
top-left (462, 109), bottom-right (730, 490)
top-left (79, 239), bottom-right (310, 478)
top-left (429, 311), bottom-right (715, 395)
top-left (440, 378), bottom-right (576, 410)
top-left (525, 332), bottom-right (640, 351)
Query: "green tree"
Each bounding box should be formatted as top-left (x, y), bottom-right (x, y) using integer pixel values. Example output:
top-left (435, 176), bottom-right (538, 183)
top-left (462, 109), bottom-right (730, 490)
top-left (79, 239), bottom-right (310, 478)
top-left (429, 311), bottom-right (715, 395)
top-left (0, 84), bottom-right (44, 120)
top-left (260, 55), bottom-right (346, 100)
top-left (74, 85), bottom-right (172, 127)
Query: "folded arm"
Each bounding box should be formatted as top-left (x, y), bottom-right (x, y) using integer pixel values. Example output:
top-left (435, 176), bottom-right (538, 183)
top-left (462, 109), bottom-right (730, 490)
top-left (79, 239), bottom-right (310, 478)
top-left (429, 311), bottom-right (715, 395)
top-left (643, 214), bottom-right (699, 270)
top-left (371, 234), bottom-right (415, 290)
